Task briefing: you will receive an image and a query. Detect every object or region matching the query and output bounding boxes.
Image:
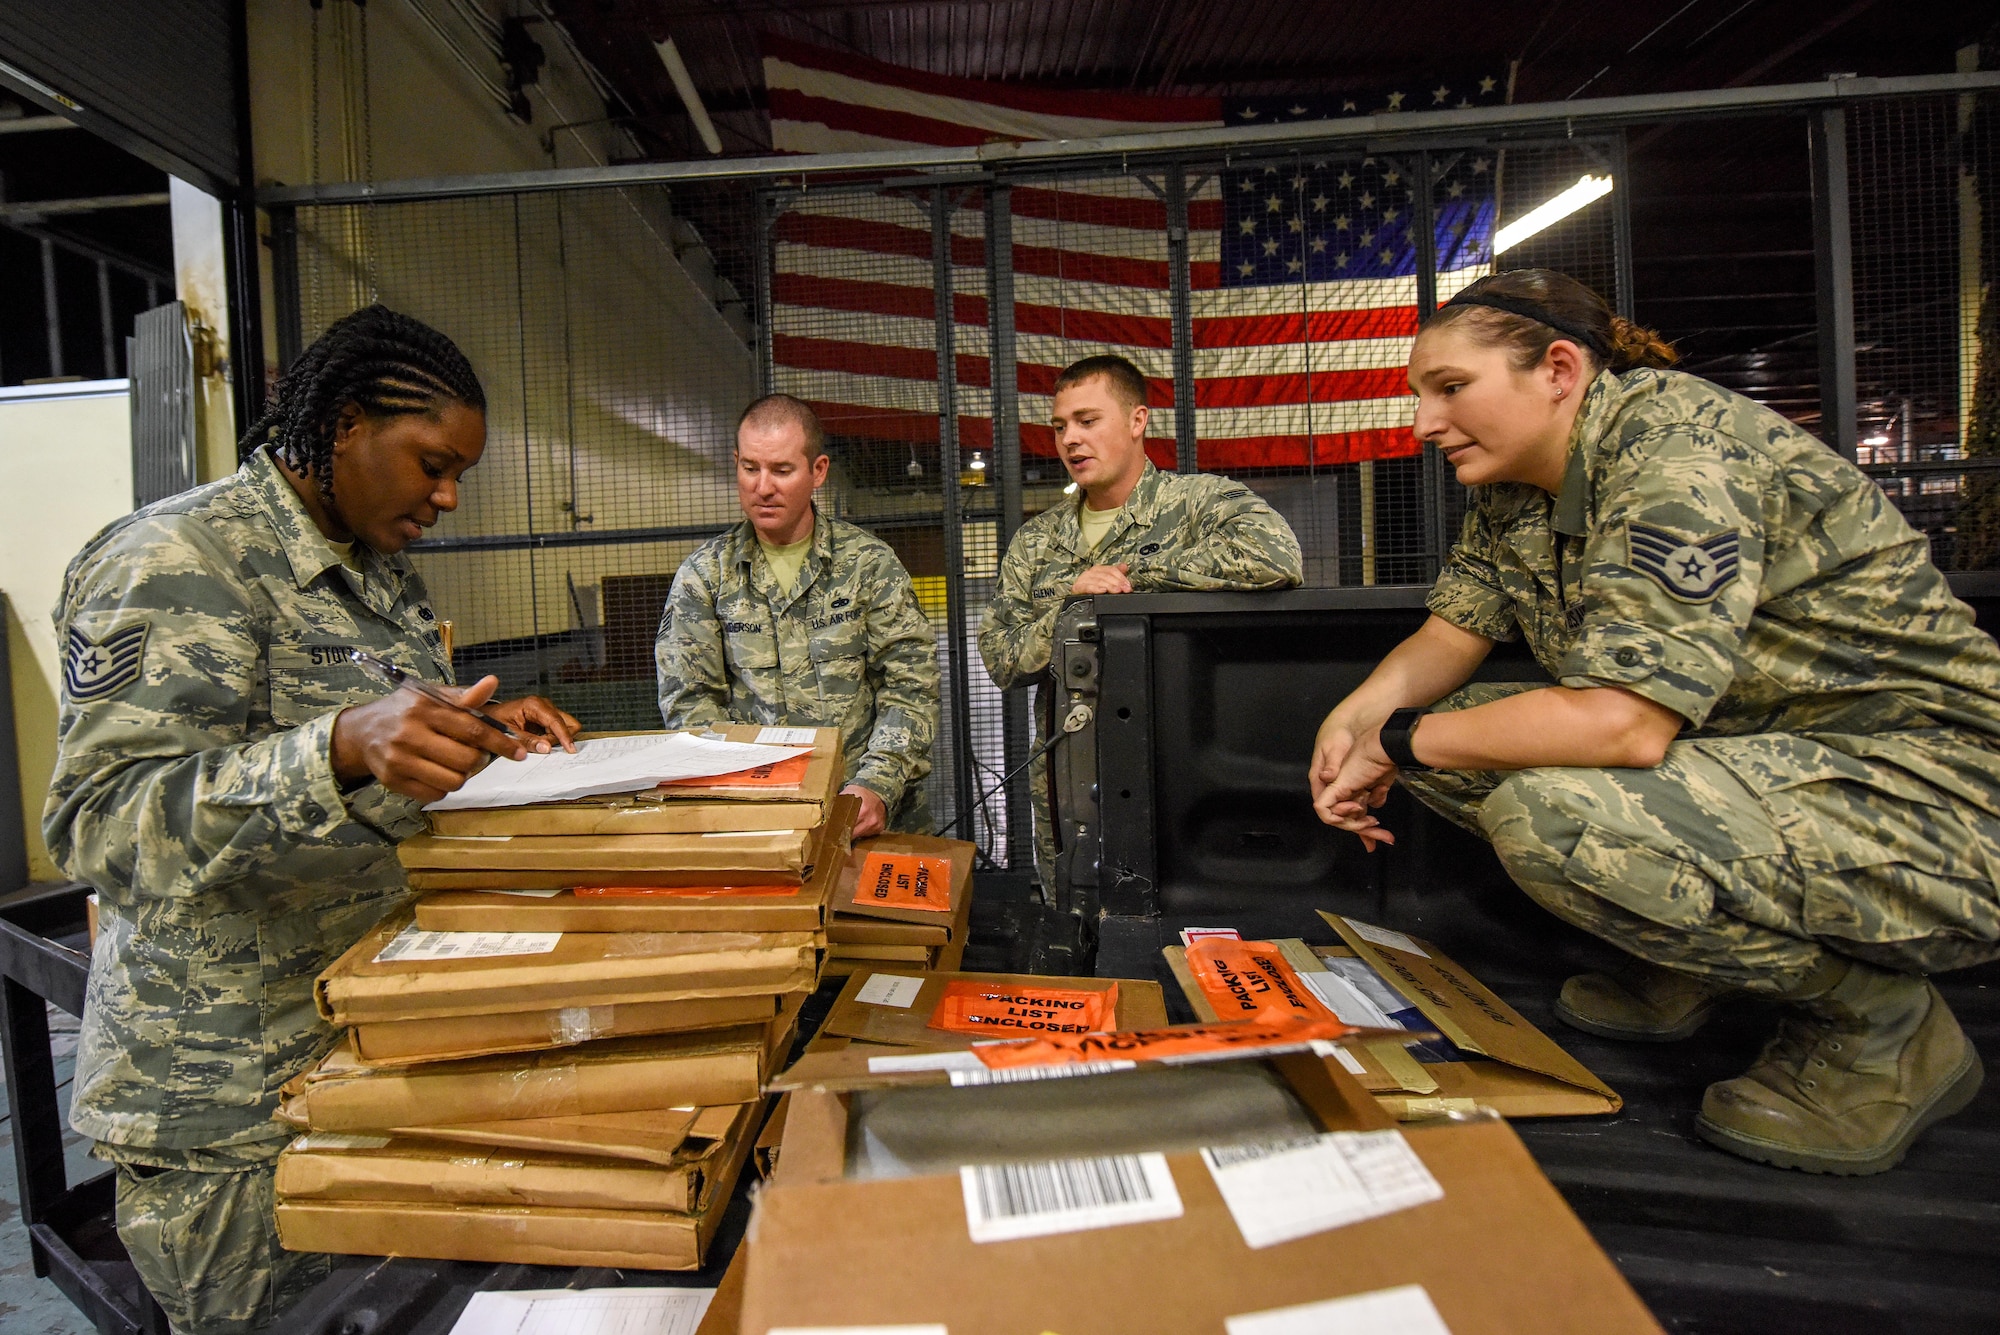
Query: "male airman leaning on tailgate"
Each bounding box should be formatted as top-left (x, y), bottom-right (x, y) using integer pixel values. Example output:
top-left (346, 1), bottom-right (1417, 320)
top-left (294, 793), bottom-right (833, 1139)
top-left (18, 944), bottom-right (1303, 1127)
top-left (43, 306), bottom-right (577, 1333)
top-left (980, 354), bottom-right (1303, 885)
top-left (657, 394), bottom-right (939, 837)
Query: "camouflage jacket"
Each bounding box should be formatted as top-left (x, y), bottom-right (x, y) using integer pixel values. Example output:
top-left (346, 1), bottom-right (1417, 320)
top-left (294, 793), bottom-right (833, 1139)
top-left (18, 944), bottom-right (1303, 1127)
top-left (980, 462), bottom-right (1304, 689)
top-left (1429, 367), bottom-right (2000, 804)
top-left (44, 450), bottom-right (442, 1150)
top-left (656, 507), bottom-right (939, 830)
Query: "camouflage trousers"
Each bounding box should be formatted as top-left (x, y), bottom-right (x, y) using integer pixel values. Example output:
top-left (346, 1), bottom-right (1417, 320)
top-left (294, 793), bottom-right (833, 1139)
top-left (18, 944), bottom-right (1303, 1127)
top-left (99, 1142), bottom-right (327, 1334)
top-left (1402, 684), bottom-right (2000, 995)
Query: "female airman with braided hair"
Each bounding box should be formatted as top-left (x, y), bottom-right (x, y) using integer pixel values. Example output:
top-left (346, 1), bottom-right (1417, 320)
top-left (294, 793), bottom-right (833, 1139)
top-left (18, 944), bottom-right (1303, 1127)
top-left (44, 304), bottom-right (577, 1332)
top-left (1310, 268), bottom-right (2000, 1177)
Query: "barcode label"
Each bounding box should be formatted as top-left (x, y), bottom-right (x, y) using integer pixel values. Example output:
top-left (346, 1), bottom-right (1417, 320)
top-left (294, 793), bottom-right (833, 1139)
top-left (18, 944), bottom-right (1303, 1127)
top-left (372, 926), bottom-right (561, 963)
top-left (961, 1152), bottom-right (1182, 1242)
top-left (1202, 1131), bottom-right (1443, 1250)
top-left (948, 1059), bottom-right (1135, 1086)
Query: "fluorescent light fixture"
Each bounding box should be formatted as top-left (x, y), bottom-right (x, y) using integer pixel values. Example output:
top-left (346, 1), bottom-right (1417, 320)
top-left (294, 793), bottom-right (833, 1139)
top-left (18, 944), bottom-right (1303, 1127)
top-left (1492, 174), bottom-right (1615, 254)
top-left (968, 454), bottom-right (987, 471)
top-left (654, 38), bottom-right (723, 155)
top-left (1863, 434), bottom-right (1890, 446)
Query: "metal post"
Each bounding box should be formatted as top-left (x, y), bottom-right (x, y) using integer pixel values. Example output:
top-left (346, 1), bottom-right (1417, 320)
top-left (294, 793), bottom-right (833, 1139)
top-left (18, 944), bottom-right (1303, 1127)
top-left (933, 189), bottom-right (977, 834)
top-left (1810, 107), bottom-right (1858, 461)
top-left (1166, 163), bottom-right (1198, 473)
top-left (986, 181), bottom-right (1032, 868)
top-left (754, 194), bottom-right (778, 394)
top-left (40, 237), bottom-right (62, 378)
top-left (268, 207), bottom-right (302, 373)
top-left (97, 260), bottom-right (115, 378)
top-left (1609, 132), bottom-right (1636, 320)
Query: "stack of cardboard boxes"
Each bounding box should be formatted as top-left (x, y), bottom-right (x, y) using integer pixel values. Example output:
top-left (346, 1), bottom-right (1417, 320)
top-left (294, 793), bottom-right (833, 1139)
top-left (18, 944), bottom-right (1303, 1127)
top-left (825, 831), bottom-right (976, 975)
top-left (272, 727), bottom-right (855, 1270)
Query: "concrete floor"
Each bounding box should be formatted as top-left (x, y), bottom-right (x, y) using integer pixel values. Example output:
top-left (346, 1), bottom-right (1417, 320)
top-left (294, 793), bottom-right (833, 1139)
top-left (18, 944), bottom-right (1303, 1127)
top-left (1, 1003), bottom-right (104, 1335)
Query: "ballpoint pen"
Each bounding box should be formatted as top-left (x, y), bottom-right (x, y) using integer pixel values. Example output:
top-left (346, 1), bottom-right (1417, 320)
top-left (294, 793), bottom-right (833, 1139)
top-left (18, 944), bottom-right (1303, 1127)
top-left (348, 648), bottom-right (523, 741)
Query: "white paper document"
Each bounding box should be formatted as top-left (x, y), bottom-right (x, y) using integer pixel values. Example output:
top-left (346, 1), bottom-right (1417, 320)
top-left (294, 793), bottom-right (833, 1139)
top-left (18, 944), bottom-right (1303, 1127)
top-left (855, 973), bottom-right (925, 1008)
top-left (373, 926), bottom-right (562, 963)
top-left (1226, 1285), bottom-right (1453, 1335)
top-left (961, 1152), bottom-right (1183, 1243)
top-left (448, 1286), bottom-right (714, 1335)
top-left (1202, 1131), bottom-right (1443, 1249)
top-left (1342, 917), bottom-right (1432, 959)
top-left (426, 733), bottom-right (809, 811)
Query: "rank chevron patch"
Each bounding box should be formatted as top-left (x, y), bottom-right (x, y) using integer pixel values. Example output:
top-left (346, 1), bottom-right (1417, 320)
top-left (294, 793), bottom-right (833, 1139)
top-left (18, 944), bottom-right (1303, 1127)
top-left (64, 623), bottom-right (150, 702)
top-left (1627, 523), bottom-right (1740, 602)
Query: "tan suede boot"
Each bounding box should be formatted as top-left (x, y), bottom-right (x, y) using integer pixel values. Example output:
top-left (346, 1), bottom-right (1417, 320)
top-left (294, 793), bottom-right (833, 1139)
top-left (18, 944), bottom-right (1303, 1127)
top-left (1553, 958), bottom-right (1737, 1041)
top-left (1695, 960), bottom-right (1984, 1175)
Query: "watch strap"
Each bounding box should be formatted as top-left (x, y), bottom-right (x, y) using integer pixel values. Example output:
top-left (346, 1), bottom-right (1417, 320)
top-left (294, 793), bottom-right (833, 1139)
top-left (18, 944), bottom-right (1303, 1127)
top-left (1379, 707), bottom-right (1430, 772)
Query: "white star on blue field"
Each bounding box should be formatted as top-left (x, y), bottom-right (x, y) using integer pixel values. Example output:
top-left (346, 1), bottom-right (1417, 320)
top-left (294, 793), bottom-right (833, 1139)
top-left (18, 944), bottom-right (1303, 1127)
top-left (1220, 79), bottom-right (1503, 288)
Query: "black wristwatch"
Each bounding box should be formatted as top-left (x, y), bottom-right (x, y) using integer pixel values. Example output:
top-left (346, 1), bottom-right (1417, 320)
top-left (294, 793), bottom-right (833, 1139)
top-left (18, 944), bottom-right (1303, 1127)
top-left (1378, 707), bottom-right (1431, 772)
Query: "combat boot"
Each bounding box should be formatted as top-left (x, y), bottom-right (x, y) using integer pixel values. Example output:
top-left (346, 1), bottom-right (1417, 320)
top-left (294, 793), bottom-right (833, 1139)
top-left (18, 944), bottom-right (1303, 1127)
top-left (1695, 959), bottom-right (1983, 1175)
top-left (1554, 957), bottom-right (1736, 1041)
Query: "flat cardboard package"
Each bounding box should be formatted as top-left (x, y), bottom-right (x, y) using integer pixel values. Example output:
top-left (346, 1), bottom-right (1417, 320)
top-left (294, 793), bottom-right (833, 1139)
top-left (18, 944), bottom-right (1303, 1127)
top-left (274, 1102), bottom-right (757, 1213)
top-left (397, 1102), bottom-right (747, 1168)
top-left (828, 833), bottom-right (976, 946)
top-left (737, 1053), bottom-right (1660, 1335)
top-left (820, 968), bottom-right (1166, 1049)
top-left (1165, 914), bottom-right (1619, 1118)
top-left (316, 909), bottom-right (817, 1026)
top-left (279, 1027), bottom-right (772, 1131)
top-left (412, 798), bottom-right (856, 935)
top-left (398, 827), bottom-right (813, 878)
top-left (276, 1093), bottom-right (759, 1270)
top-left (424, 726), bottom-right (843, 837)
top-left (347, 993), bottom-right (776, 1067)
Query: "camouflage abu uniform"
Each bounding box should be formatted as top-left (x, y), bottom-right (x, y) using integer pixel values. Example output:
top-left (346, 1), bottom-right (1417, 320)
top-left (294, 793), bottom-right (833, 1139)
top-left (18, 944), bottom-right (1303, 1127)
top-left (980, 462), bottom-right (1303, 883)
top-left (1410, 367), bottom-right (2000, 993)
top-left (44, 449), bottom-right (444, 1330)
top-left (656, 505), bottom-right (939, 832)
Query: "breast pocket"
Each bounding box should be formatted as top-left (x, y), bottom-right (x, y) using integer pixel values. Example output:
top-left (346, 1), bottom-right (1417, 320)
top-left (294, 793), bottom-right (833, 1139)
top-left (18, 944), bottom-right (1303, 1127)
top-left (266, 641), bottom-right (380, 727)
top-left (808, 622), bottom-right (870, 717)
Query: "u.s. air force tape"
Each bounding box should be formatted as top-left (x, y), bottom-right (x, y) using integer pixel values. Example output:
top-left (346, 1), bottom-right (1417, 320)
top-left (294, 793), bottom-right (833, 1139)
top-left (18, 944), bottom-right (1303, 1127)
top-left (64, 623), bottom-right (150, 702)
top-left (1627, 523), bottom-right (1739, 602)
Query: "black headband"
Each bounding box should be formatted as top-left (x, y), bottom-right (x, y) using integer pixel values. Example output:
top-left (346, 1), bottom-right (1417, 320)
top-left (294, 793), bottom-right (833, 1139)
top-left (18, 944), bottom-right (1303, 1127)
top-left (1439, 292), bottom-right (1612, 358)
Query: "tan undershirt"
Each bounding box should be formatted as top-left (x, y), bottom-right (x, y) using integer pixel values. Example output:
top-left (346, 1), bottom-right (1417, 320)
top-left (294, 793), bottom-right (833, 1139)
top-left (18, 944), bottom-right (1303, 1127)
top-left (759, 533), bottom-right (814, 591)
top-left (1077, 501), bottom-right (1121, 554)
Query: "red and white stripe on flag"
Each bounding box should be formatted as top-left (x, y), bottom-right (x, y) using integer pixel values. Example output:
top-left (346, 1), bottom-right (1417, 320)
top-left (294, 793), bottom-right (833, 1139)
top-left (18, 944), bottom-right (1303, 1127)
top-left (763, 34), bottom-right (1428, 470)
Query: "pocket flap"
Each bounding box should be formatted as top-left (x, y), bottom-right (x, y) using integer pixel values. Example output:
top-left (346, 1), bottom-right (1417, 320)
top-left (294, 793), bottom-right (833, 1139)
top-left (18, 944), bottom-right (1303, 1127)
top-left (1562, 826), bottom-right (1715, 929)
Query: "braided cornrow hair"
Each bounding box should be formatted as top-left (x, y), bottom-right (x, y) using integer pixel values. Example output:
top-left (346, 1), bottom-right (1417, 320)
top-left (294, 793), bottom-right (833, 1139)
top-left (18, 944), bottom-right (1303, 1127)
top-left (238, 304), bottom-right (486, 507)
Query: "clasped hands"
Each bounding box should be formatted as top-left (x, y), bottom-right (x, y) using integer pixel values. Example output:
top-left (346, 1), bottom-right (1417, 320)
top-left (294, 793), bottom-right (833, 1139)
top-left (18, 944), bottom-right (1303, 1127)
top-left (1309, 710), bottom-right (1402, 852)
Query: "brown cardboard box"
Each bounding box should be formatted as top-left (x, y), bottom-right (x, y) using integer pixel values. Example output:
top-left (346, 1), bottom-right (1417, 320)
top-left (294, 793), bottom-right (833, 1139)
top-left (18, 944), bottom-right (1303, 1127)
top-left (423, 726), bottom-right (843, 837)
top-left (1165, 916), bottom-right (1619, 1119)
top-left (279, 1028), bottom-right (771, 1131)
top-left (398, 828), bottom-right (813, 877)
top-left (412, 798), bottom-right (856, 935)
top-left (315, 910), bottom-right (817, 1026)
top-left (276, 1095), bottom-right (760, 1270)
top-left (400, 1103), bottom-right (745, 1167)
top-left (274, 1102), bottom-right (756, 1212)
top-left (737, 1057), bottom-right (1659, 1335)
top-left (348, 993), bottom-right (777, 1067)
top-left (831, 833), bottom-right (975, 938)
top-left (818, 969), bottom-right (1167, 1050)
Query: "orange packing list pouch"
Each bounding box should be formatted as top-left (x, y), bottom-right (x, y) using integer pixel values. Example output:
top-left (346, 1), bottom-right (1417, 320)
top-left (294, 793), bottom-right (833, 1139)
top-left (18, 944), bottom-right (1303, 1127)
top-left (971, 1017), bottom-right (1358, 1071)
top-left (1185, 937), bottom-right (1339, 1026)
top-left (658, 752), bottom-right (814, 790)
top-left (927, 980), bottom-right (1120, 1038)
top-left (851, 851), bottom-right (953, 913)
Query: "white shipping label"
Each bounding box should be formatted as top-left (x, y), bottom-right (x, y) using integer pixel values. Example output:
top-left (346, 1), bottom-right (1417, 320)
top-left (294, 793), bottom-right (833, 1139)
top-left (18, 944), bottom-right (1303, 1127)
top-left (757, 726), bottom-right (820, 745)
top-left (866, 1050), bottom-right (983, 1075)
top-left (961, 1152), bottom-right (1183, 1243)
top-left (372, 926), bottom-right (562, 963)
top-left (854, 973), bottom-right (925, 1008)
top-left (1226, 1285), bottom-right (1452, 1335)
top-left (292, 1132), bottom-right (391, 1152)
top-left (948, 1059), bottom-right (1135, 1086)
top-left (1300, 971), bottom-right (1398, 1031)
top-left (1342, 917), bottom-right (1432, 958)
top-left (1202, 1131), bottom-right (1443, 1250)
top-left (768, 1329), bottom-right (948, 1335)
top-left (479, 886), bottom-right (567, 898)
top-left (1309, 1038), bottom-right (1370, 1076)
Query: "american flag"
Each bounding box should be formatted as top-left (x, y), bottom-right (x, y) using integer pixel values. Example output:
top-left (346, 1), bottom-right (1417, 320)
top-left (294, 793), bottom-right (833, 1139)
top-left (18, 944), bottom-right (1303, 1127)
top-left (762, 34), bottom-right (1499, 472)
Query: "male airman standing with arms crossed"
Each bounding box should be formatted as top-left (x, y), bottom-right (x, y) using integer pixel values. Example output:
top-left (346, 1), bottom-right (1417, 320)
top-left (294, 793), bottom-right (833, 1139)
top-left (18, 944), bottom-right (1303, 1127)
top-left (980, 355), bottom-right (1303, 885)
top-left (657, 394), bottom-right (939, 836)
